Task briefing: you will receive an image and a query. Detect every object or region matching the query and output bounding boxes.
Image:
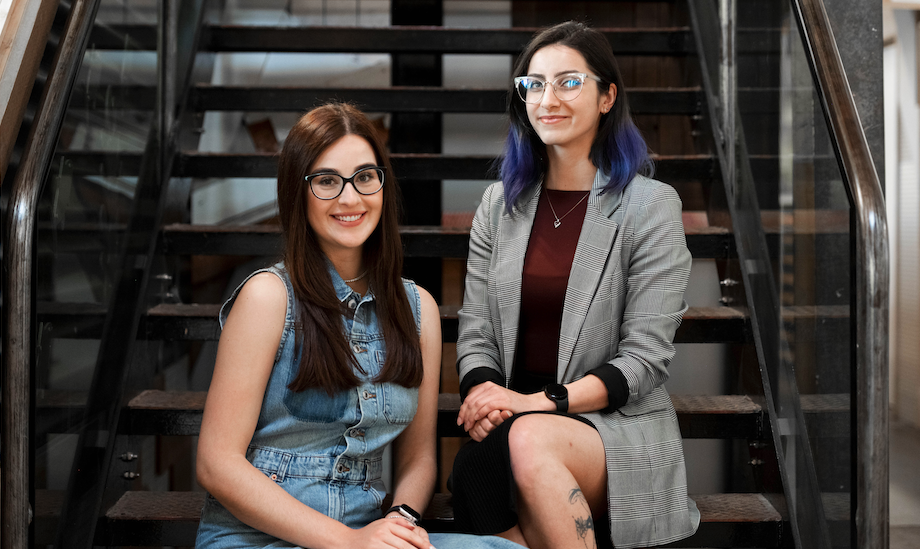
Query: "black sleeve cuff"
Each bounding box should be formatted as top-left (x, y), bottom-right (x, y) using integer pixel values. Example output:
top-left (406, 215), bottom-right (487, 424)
top-left (459, 367), bottom-right (504, 401)
top-left (586, 365), bottom-right (630, 413)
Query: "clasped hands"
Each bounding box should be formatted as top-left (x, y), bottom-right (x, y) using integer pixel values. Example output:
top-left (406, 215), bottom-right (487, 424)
top-left (456, 381), bottom-right (555, 442)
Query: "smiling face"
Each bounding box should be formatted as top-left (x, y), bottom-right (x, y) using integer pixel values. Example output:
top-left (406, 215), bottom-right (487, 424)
top-left (306, 134), bottom-right (383, 261)
top-left (524, 44), bottom-right (616, 156)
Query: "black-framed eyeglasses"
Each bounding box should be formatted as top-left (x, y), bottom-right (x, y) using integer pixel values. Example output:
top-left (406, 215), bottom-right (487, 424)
top-left (305, 166), bottom-right (385, 200)
top-left (513, 72), bottom-right (603, 104)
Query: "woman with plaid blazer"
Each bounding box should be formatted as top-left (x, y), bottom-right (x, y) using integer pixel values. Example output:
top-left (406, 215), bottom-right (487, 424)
top-left (450, 22), bottom-right (700, 549)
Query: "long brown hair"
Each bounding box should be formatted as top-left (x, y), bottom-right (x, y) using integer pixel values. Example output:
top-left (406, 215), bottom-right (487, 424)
top-left (276, 103), bottom-right (422, 393)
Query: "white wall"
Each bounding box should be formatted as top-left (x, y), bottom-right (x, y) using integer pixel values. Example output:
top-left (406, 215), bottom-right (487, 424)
top-left (887, 6), bottom-right (920, 428)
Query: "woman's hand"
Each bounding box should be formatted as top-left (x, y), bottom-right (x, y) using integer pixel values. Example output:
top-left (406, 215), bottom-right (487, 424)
top-left (344, 517), bottom-right (434, 549)
top-left (457, 381), bottom-right (553, 434)
top-left (467, 409), bottom-right (514, 442)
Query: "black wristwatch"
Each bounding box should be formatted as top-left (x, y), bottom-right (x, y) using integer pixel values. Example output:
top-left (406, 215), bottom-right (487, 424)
top-left (386, 504), bottom-right (421, 526)
top-left (543, 383), bottom-right (569, 412)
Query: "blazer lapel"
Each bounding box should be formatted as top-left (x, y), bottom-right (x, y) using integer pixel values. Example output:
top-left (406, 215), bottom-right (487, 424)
top-left (558, 170), bottom-right (623, 382)
top-left (496, 183), bottom-right (541, 385)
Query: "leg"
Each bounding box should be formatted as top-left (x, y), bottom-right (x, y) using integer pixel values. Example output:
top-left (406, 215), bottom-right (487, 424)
top-left (506, 414), bottom-right (608, 549)
top-left (497, 524), bottom-right (528, 547)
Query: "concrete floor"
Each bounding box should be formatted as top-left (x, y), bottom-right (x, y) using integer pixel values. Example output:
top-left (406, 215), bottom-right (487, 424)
top-left (891, 420), bottom-right (920, 549)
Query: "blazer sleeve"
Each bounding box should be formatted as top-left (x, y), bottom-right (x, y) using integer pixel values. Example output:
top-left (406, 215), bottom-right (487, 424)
top-left (612, 183), bottom-right (692, 403)
top-left (456, 183), bottom-right (505, 397)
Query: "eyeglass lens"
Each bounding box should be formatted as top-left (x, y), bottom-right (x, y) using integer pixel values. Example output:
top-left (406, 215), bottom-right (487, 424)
top-left (309, 167), bottom-right (384, 199)
top-left (515, 74), bottom-right (587, 104)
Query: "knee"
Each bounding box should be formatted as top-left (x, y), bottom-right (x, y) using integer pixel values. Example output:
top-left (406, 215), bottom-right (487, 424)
top-left (507, 415), bottom-right (550, 488)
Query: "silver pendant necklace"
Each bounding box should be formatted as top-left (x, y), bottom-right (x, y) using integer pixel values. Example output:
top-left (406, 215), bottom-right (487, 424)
top-left (343, 271), bottom-right (367, 283)
top-left (545, 190), bottom-right (589, 228)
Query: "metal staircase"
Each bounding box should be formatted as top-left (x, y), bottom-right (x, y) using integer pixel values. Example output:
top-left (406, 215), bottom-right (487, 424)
top-left (2, 0), bottom-right (887, 548)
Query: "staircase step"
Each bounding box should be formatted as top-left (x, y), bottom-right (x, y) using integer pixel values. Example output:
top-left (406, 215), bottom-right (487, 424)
top-left (33, 490), bottom-right (785, 547)
top-left (38, 303), bottom-right (751, 344)
top-left (37, 217), bottom-right (735, 260)
top-left (89, 25), bottom-right (694, 55)
top-left (159, 221), bottom-right (734, 259)
top-left (55, 151), bottom-right (717, 182)
top-left (70, 85), bottom-right (702, 115)
top-left (36, 389), bottom-right (849, 441)
top-left (113, 390), bottom-right (767, 438)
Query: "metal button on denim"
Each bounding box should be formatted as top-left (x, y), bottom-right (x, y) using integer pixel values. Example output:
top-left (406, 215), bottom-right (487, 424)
top-left (347, 298), bottom-right (357, 309)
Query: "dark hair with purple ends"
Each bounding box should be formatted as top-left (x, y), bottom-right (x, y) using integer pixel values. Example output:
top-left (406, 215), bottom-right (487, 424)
top-left (500, 21), bottom-right (654, 213)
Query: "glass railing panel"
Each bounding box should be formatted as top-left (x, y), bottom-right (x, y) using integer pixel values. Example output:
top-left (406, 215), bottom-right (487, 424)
top-left (731, 1), bottom-right (854, 547)
top-left (777, 3), bottom-right (853, 546)
top-left (33, 0), bottom-right (159, 545)
top-left (737, 1), bottom-right (854, 547)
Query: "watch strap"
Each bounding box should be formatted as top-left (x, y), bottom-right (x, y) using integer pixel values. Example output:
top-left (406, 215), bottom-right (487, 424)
top-left (386, 504), bottom-right (421, 525)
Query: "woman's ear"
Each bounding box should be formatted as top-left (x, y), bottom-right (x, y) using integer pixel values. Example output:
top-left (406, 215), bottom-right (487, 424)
top-left (602, 83), bottom-right (617, 114)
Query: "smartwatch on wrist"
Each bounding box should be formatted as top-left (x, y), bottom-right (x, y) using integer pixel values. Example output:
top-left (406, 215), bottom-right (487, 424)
top-left (386, 504), bottom-right (420, 526)
top-left (542, 383), bottom-right (569, 412)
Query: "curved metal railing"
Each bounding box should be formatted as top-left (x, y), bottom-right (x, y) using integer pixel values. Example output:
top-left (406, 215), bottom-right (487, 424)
top-left (791, 0), bottom-right (889, 547)
top-left (1, 1), bottom-right (102, 548)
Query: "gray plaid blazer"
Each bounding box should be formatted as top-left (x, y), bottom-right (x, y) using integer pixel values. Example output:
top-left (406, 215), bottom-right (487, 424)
top-left (457, 171), bottom-right (699, 548)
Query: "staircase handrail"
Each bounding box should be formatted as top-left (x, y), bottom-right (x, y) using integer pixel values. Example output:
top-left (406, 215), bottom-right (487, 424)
top-left (2, 1), bottom-right (103, 548)
top-left (791, 1), bottom-right (889, 547)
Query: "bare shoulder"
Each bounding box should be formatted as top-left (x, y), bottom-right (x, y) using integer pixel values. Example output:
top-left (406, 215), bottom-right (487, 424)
top-left (224, 272), bottom-right (288, 327)
top-left (415, 284), bottom-right (439, 318)
top-left (414, 284), bottom-right (442, 343)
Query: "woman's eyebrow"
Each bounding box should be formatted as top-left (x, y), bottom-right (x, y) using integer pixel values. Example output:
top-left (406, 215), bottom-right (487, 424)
top-left (525, 69), bottom-right (582, 79)
top-left (312, 163), bottom-right (378, 175)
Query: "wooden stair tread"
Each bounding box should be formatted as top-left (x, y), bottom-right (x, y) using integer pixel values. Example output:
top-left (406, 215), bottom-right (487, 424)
top-left (118, 390), bottom-right (770, 439)
top-left (34, 490), bottom-right (785, 547)
top-left (40, 390), bottom-right (849, 440)
top-left (39, 302), bottom-right (751, 343)
top-left (89, 24), bottom-right (694, 55)
top-left (72, 85), bottom-right (703, 116)
top-left (55, 151), bottom-right (717, 181)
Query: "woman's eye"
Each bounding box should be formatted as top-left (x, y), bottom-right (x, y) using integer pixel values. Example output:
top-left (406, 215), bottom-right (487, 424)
top-left (316, 176), bottom-right (339, 187)
top-left (560, 78), bottom-right (582, 89)
top-left (524, 79), bottom-right (543, 90)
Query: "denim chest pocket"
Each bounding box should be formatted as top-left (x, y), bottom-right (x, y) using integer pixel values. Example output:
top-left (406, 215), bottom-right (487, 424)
top-left (377, 350), bottom-right (419, 424)
top-left (283, 362), bottom-right (350, 423)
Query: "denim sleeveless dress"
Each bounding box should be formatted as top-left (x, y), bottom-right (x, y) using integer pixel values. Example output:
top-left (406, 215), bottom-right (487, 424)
top-left (195, 263), bottom-right (523, 549)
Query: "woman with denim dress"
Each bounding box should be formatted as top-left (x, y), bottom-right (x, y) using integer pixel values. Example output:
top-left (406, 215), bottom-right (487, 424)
top-left (195, 103), bottom-right (523, 549)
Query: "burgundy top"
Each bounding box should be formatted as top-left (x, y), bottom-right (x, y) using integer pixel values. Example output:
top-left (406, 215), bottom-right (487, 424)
top-left (460, 187), bottom-right (630, 413)
top-left (512, 189), bottom-right (590, 392)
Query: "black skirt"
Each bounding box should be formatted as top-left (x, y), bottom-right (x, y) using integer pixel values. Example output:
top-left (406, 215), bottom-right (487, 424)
top-left (448, 410), bottom-right (601, 535)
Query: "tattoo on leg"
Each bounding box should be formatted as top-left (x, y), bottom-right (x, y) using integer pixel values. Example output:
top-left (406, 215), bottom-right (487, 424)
top-left (569, 488), bottom-right (597, 549)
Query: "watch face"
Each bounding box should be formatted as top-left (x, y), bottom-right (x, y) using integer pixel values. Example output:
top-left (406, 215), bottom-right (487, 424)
top-left (545, 383), bottom-right (567, 400)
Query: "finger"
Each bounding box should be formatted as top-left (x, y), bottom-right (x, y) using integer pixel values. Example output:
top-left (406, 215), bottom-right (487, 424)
top-left (386, 515), bottom-right (416, 530)
top-left (471, 401), bottom-right (502, 425)
top-left (486, 409), bottom-right (505, 425)
top-left (414, 525), bottom-right (431, 545)
top-left (389, 522), bottom-right (429, 549)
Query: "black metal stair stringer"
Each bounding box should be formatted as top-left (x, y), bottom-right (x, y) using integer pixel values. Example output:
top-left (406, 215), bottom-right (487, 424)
top-left (53, 1), bottom-right (207, 547)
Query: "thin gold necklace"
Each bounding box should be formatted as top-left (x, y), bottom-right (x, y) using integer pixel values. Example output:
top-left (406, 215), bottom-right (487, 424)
top-left (343, 270), bottom-right (367, 283)
top-left (544, 190), bottom-right (589, 228)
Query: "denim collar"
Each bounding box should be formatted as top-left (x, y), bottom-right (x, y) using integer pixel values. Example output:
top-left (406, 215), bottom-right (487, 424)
top-left (327, 259), bottom-right (374, 304)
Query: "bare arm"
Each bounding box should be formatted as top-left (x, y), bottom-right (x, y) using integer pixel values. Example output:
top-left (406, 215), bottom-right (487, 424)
top-left (390, 286), bottom-right (441, 514)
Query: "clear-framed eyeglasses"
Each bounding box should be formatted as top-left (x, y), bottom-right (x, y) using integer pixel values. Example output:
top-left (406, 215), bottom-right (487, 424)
top-left (305, 166), bottom-right (385, 200)
top-left (513, 72), bottom-right (603, 104)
